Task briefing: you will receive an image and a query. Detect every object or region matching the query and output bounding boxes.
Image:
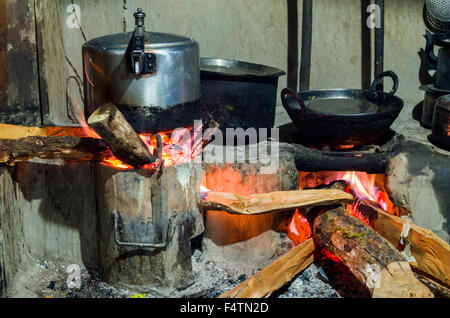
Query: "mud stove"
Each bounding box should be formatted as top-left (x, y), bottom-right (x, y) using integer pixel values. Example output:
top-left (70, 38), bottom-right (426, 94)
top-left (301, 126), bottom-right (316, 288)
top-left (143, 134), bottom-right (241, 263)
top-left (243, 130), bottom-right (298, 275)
top-left (1, 4), bottom-right (450, 300)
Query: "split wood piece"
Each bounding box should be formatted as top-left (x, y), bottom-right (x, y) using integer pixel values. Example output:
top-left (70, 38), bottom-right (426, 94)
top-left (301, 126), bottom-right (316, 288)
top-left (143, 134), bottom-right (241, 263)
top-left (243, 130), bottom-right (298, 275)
top-left (200, 189), bottom-right (354, 215)
top-left (313, 207), bottom-right (434, 298)
top-left (415, 273), bottom-right (450, 298)
top-left (219, 238), bottom-right (315, 298)
top-left (0, 123), bottom-right (98, 139)
top-left (87, 103), bottom-right (158, 168)
top-left (0, 136), bottom-right (108, 166)
top-left (359, 201), bottom-right (450, 288)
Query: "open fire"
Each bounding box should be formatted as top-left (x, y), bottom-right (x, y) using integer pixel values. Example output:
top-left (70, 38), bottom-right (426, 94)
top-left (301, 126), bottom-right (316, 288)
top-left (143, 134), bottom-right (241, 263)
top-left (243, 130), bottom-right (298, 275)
top-left (101, 126), bottom-right (204, 170)
top-left (288, 171), bottom-right (401, 246)
top-left (45, 119), bottom-right (204, 170)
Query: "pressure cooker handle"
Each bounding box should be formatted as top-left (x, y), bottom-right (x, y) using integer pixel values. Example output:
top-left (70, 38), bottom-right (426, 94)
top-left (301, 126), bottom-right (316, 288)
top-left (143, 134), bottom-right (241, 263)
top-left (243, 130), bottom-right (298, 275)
top-left (370, 71), bottom-right (399, 95)
top-left (281, 88), bottom-right (307, 119)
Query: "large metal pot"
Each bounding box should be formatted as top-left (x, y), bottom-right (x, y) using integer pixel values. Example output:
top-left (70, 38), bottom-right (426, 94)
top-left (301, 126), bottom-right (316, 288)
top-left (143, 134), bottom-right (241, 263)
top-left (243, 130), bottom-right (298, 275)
top-left (430, 94), bottom-right (450, 150)
top-left (200, 58), bottom-right (285, 140)
top-left (83, 9), bottom-right (200, 133)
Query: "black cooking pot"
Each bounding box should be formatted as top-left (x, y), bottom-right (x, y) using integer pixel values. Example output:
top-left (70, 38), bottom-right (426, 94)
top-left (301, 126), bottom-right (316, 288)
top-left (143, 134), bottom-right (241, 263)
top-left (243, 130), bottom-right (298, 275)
top-left (430, 94), bottom-right (450, 151)
top-left (281, 71), bottom-right (404, 147)
top-left (200, 58), bottom-right (285, 140)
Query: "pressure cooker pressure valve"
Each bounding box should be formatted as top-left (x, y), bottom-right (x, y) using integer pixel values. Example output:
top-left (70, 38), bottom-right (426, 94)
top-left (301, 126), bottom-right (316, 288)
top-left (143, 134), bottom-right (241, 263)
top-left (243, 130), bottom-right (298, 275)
top-left (131, 8), bottom-right (156, 76)
top-left (134, 8), bottom-right (146, 27)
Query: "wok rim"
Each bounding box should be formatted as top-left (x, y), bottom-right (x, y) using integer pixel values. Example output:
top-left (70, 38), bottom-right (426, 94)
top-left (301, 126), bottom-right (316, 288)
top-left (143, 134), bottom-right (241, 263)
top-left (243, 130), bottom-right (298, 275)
top-left (284, 88), bottom-right (404, 119)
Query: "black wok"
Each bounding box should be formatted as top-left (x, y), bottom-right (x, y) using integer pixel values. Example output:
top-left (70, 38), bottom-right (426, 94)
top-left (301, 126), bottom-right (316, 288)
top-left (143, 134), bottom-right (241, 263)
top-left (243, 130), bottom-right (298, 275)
top-left (281, 71), bottom-right (404, 147)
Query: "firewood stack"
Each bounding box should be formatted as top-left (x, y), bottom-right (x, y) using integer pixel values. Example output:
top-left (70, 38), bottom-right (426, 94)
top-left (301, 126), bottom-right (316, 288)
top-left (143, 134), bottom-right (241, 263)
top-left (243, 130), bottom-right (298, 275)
top-left (0, 103), bottom-right (161, 168)
top-left (201, 181), bottom-right (450, 298)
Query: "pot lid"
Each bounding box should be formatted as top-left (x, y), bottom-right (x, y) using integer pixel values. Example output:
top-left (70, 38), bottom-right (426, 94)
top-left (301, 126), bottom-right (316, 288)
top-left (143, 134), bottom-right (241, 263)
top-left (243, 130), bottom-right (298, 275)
top-left (85, 31), bottom-right (195, 50)
top-left (200, 58), bottom-right (286, 78)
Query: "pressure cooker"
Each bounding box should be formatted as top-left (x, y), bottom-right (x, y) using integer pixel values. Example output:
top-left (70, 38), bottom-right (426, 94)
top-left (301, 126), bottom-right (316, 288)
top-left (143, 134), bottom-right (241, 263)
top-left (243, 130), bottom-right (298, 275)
top-left (83, 9), bottom-right (200, 133)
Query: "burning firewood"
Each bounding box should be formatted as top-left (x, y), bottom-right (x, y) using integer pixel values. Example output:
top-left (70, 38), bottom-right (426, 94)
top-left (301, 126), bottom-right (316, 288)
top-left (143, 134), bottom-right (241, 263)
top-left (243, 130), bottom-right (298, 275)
top-left (87, 103), bottom-right (159, 168)
top-left (200, 189), bottom-right (353, 215)
top-left (313, 206), bottom-right (434, 298)
top-left (219, 238), bottom-right (315, 298)
top-left (357, 201), bottom-right (450, 289)
top-left (0, 136), bottom-right (108, 165)
top-left (0, 123), bottom-right (92, 139)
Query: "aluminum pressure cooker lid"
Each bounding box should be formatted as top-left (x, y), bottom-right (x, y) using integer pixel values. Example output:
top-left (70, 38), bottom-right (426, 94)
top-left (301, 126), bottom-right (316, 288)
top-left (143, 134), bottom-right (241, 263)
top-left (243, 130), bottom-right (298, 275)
top-left (85, 31), bottom-right (196, 50)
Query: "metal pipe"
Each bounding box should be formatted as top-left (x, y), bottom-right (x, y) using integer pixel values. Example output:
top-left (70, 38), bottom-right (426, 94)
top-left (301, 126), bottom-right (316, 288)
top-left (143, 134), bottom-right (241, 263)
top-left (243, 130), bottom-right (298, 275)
top-left (300, 0), bottom-right (313, 91)
top-left (361, 0), bottom-right (372, 89)
top-left (287, 0), bottom-right (299, 90)
top-left (374, 0), bottom-right (385, 90)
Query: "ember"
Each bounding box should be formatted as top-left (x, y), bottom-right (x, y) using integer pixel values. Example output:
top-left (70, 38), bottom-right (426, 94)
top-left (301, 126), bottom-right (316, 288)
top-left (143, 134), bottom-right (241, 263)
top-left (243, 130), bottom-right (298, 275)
top-left (287, 209), bottom-right (312, 246)
top-left (71, 118), bottom-right (204, 169)
top-left (45, 109), bottom-right (205, 170)
top-left (100, 127), bottom-right (203, 170)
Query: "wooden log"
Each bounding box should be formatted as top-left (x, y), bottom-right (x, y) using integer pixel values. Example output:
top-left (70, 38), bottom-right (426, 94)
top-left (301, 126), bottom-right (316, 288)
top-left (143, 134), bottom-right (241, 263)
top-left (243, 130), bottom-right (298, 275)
top-left (219, 238), bottom-right (315, 298)
top-left (0, 123), bottom-right (95, 139)
top-left (358, 201), bottom-right (450, 288)
top-left (0, 136), bottom-right (108, 165)
top-left (415, 273), bottom-right (450, 298)
top-left (200, 189), bottom-right (353, 216)
top-left (313, 207), bottom-right (433, 298)
top-left (87, 103), bottom-right (158, 168)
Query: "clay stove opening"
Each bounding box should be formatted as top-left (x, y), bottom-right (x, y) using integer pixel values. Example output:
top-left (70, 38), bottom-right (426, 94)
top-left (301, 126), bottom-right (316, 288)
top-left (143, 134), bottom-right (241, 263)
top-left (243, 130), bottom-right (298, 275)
top-left (200, 161), bottom-right (405, 295)
top-left (285, 170), bottom-right (403, 296)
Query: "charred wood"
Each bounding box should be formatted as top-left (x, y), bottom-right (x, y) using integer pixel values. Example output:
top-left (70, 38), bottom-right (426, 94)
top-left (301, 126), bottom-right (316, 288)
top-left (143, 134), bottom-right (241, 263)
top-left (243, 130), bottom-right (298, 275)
top-left (0, 136), bottom-right (107, 165)
top-left (313, 206), bottom-right (433, 298)
top-left (87, 103), bottom-right (158, 168)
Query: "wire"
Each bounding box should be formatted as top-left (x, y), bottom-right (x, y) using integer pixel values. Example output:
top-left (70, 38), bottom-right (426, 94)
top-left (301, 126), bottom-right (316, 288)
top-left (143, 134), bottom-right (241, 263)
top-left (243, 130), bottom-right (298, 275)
top-left (71, 0), bottom-right (87, 42)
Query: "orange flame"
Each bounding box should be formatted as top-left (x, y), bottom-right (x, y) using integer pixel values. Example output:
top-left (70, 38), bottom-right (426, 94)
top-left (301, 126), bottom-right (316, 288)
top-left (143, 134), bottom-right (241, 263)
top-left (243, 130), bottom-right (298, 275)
top-left (286, 170), bottom-right (400, 246)
top-left (345, 200), bottom-right (370, 225)
top-left (99, 126), bottom-right (203, 170)
top-left (298, 171), bottom-right (398, 215)
top-left (336, 171), bottom-right (398, 216)
top-left (319, 248), bottom-right (342, 263)
top-left (286, 209), bottom-right (312, 246)
top-left (47, 113), bottom-right (202, 170)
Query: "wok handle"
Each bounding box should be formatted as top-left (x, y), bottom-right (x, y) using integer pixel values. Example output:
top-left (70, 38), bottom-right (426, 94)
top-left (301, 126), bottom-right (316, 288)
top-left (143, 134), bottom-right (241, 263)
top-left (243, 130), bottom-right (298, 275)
top-left (370, 70), bottom-right (399, 95)
top-left (281, 88), bottom-right (307, 119)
